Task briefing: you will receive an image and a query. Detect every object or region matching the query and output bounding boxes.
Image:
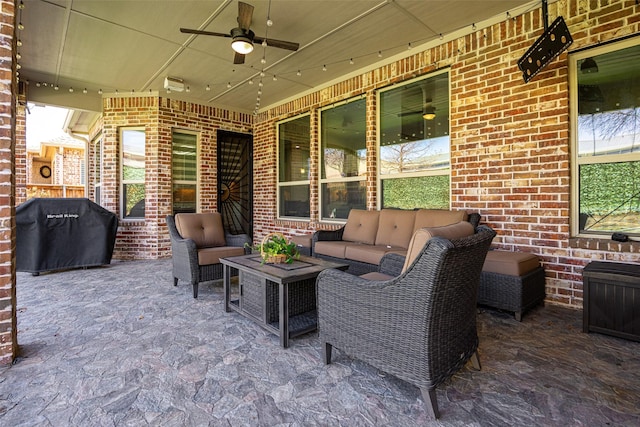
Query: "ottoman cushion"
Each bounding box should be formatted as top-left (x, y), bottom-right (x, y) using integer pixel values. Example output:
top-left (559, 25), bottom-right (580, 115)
top-left (483, 251), bottom-right (540, 276)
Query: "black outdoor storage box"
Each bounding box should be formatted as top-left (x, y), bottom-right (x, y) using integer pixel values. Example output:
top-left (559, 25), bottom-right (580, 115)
top-left (582, 261), bottom-right (640, 342)
top-left (16, 198), bottom-right (118, 274)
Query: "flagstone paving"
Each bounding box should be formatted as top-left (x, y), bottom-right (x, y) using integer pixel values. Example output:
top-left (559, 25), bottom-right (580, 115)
top-left (0, 259), bottom-right (638, 426)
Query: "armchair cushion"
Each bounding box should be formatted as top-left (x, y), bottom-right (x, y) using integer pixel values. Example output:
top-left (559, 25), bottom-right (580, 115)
top-left (402, 221), bottom-right (475, 272)
top-left (175, 212), bottom-right (226, 248)
top-left (342, 209), bottom-right (379, 245)
top-left (197, 246), bottom-right (245, 265)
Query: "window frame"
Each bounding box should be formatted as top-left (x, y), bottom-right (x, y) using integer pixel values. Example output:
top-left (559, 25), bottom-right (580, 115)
top-left (276, 113), bottom-right (311, 221)
top-left (119, 127), bottom-right (146, 220)
top-left (93, 135), bottom-right (102, 205)
top-left (376, 69), bottom-right (452, 210)
top-left (569, 36), bottom-right (640, 238)
top-left (318, 96), bottom-right (367, 223)
top-left (171, 128), bottom-right (200, 215)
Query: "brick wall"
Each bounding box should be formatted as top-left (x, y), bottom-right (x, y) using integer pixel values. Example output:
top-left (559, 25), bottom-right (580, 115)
top-left (0, 0), bottom-right (17, 364)
top-left (253, 0), bottom-right (640, 309)
top-left (96, 96), bottom-right (252, 260)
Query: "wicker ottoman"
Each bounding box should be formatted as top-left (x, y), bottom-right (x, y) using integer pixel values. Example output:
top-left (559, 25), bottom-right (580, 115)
top-left (478, 251), bottom-right (546, 321)
top-left (290, 234), bottom-right (313, 257)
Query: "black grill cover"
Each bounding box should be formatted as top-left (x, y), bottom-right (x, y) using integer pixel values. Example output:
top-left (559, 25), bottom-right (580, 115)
top-left (16, 198), bottom-right (118, 273)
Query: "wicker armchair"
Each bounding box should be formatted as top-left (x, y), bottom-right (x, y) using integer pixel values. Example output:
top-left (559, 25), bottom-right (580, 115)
top-left (316, 225), bottom-right (496, 419)
top-left (166, 213), bottom-right (251, 298)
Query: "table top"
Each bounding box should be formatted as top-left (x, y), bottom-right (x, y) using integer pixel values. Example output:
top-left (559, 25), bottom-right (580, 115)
top-left (220, 254), bottom-right (348, 284)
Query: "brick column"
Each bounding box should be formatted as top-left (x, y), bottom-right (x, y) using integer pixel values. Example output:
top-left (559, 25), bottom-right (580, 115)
top-left (0, 0), bottom-right (18, 365)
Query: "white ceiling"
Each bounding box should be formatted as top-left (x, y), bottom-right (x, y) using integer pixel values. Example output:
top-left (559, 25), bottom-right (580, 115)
top-left (19, 0), bottom-right (536, 123)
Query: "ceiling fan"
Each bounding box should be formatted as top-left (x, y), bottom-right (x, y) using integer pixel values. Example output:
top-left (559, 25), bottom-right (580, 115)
top-left (180, 1), bottom-right (300, 64)
top-left (398, 100), bottom-right (437, 120)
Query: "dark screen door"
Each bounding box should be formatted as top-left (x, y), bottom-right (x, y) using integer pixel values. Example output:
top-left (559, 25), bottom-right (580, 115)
top-left (217, 130), bottom-right (253, 237)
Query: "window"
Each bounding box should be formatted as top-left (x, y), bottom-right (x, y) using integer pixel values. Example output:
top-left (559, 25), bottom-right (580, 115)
top-left (571, 37), bottom-right (640, 237)
top-left (172, 130), bottom-right (198, 214)
top-left (320, 98), bottom-right (366, 220)
top-left (94, 137), bottom-right (102, 205)
top-left (378, 70), bottom-right (450, 209)
top-left (120, 128), bottom-right (145, 219)
top-left (277, 115), bottom-right (311, 219)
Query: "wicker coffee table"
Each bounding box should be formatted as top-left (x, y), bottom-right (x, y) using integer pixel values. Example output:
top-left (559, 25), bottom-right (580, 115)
top-left (221, 254), bottom-right (348, 348)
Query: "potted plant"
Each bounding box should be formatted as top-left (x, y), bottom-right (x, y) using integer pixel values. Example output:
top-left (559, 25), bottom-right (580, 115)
top-left (246, 232), bottom-right (300, 264)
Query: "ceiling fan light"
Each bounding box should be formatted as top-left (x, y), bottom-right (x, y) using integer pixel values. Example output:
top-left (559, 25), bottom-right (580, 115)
top-left (422, 106), bottom-right (436, 120)
top-left (232, 38), bottom-right (253, 54)
top-left (231, 28), bottom-right (254, 54)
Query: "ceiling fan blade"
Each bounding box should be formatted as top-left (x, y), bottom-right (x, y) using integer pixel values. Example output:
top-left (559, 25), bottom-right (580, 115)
top-left (234, 52), bottom-right (246, 64)
top-left (180, 28), bottom-right (231, 38)
top-left (253, 36), bottom-right (299, 51)
top-left (237, 1), bottom-right (254, 30)
top-left (397, 111), bottom-right (422, 117)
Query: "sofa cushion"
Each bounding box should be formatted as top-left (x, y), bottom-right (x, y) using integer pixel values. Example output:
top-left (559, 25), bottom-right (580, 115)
top-left (483, 251), bottom-right (540, 276)
top-left (402, 221), bottom-right (476, 272)
top-left (345, 244), bottom-right (405, 266)
top-left (342, 209), bottom-right (380, 245)
top-left (198, 246), bottom-right (245, 265)
top-left (374, 209), bottom-right (416, 249)
top-left (175, 212), bottom-right (226, 248)
top-left (314, 241), bottom-right (356, 259)
top-left (413, 209), bottom-right (468, 232)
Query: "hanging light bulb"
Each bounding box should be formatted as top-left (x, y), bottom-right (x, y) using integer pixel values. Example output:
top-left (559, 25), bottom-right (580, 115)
top-left (98, 89), bottom-right (103, 94)
top-left (206, 84), bottom-right (211, 91)
top-left (272, 75), bottom-right (277, 81)
top-left (68, 87), bottom-right (74, 93)
top-left (266, 18), bottom-right (273, 27)
top-left (83, 88), bottom-right (87, 94)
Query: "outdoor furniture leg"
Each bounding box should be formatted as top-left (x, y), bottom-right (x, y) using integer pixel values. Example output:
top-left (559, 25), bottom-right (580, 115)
top-left (422, 388), bottom-right (439, 419)
top-left (323, 342), bottom-right (333, 364)
top-left (471, 351), bottom-right (481, 370)
top-left (223, 265), bottom-right (231, 313)
top-left (191, 280), bottom-right (198, 298)
top-left (279, 282), bottom-right (289, 348)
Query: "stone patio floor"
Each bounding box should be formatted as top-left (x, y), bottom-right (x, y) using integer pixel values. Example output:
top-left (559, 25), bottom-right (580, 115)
top-left (0, 259), bottom-right (639, 426)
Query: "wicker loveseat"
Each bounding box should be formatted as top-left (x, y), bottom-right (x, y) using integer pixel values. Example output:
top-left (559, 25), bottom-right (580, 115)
top-left (166, 213), bottom-right (251, 298)
top-left (316, 224), bottom-right (496, 419)
top-left (312, 208), bottom-right (480, 275)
